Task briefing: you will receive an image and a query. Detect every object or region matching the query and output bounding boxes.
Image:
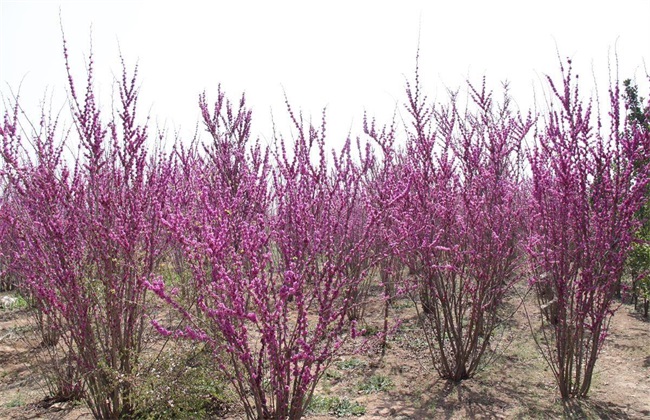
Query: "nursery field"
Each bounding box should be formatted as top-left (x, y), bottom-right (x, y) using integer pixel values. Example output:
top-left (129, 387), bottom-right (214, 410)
top-left (1, 286), bottom-right (649, 419)
top-left (1, 32), bottom-right (650, 420)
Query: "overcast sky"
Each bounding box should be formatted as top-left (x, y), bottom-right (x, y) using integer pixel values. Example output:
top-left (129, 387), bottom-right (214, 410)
top-left (1, 0), bottom-right (649, 149)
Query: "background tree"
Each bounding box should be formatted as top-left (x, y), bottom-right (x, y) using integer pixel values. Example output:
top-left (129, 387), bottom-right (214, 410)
top-left (623, 77), bottom-right (650, 317)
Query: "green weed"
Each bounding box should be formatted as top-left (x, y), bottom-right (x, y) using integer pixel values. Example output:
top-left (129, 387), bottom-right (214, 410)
top-left (307, 395), bottom-right (366, 417)
top-left (358, 374), bottom-right (394, 394)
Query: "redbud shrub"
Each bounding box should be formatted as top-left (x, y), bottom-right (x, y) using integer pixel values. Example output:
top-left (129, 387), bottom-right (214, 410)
top-left (147, 89), bottom-right (381, 418)
top-left (392, 69), bottom-right (532, 381)
top-left (526, 61), bottom-right (650, 398)
top-left (1, 41), bottom-right (172, 417)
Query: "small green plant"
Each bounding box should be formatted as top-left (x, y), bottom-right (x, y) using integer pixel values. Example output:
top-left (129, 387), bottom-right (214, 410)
top-left (307, 395), bottom-right (366, 417)
top-left (361, 325), bottom-right (380, 336)
top-left (0, 293), bottom-right (28, 311)
top-left (325, 369), bottom-right (343, 380)
top-left (336, 358), bottom-right (366, 371)
top-left (306, 395), bottom-right (335, 415)
top-left (5, 395), bottom-right (26, 408)
top-left (16, 294), bottom-right (28, 309)
top-left (358, 374), bottom-right (394, 394)
top-left (332, 398), bottom-right (367, 417)
top-left (392, 299), bottom-right (414, 311)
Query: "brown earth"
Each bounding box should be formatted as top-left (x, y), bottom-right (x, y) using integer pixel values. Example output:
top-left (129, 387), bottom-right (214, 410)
top-left (1, 288), bottom-right (649, 420)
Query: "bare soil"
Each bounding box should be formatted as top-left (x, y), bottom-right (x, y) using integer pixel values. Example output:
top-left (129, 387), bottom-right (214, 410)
top-left (1, 288), bottom-right (649, 419)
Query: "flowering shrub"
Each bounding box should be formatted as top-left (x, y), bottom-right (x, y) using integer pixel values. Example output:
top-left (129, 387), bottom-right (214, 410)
top-left (0, 41), bottom-right (171, 417)
top-left (526, 60), bottom-right (650, 398)
top-left (147, 90), bottom-right (381, 418)
top-left (361, 114), bottom-right (410, 354)
top-left (269, 110), bottom-right (378, 416)
top-left (391, 69), bottom-right (532, 381)
top-left (0, 180), bottom-right (17, 292)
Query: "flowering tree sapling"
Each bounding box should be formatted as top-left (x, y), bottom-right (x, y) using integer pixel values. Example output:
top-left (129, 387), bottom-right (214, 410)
top-left (0, 192), bottom-right (9, 292)
top-left (0, 96), bottom-right (86, 398)
top-left (0, 109), bottom-right (20, 293)
top-left (270, 106), bottom-right (378, 416)
top-left (326, 128), bottom-right (386, 325)
top-left (148, 87), bottom-right (277, 417)
top-left (69, 50), bottom-right (172, 419)
top-left (527, 61), bottom-right (650, 398)
top-left (162, 87), bottom-right (268, 316)
top-left (1, 42), bottom-right (171, 417)
top-left (0, 192), bottom-right (24, 293)
top-left (149, 90), bottom-right (381, 417)
top-left (398, 71), bottom-right (532, 380)
top-left (338, 187), bottom-right (374, 323)
top-left (361, 115), bottom-right (410, 354)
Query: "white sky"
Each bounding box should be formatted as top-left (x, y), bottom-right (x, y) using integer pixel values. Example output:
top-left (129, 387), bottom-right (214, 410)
top-left (1, 0), bottom-right (649, 150)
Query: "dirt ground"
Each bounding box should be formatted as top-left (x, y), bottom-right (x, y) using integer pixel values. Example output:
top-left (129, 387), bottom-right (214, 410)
top-left (1, 287), bottom-right (649, 419)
